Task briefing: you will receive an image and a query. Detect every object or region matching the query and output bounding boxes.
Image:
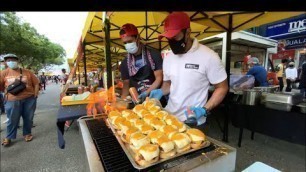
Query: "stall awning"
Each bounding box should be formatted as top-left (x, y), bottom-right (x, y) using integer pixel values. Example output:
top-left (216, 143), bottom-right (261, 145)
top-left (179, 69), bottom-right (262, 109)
top-left (68, 12), bottom-right (127, 72)
top-left (189, 12), bottom-right (305, 34)
top-left (201, 31), bottom-right (278, 49)
top-left (69, 11), bottom-right (226, 70)
top-left (70, 11), bottom-right (305, 75)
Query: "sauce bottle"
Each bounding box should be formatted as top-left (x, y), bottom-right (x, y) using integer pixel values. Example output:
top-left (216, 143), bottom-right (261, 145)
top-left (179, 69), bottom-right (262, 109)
top-left (129, 87), bottom-right (140, 104)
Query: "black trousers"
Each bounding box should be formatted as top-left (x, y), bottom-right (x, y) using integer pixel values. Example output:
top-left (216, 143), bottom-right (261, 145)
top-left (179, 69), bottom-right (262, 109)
top-left (42, 82), bottom-right (46, 90)
top-left (286, 79), bottom-right (292, 92)
top-left (278, 77), bottom-right (284, 92)
top-left (0, 93), bottom-right (4, 113)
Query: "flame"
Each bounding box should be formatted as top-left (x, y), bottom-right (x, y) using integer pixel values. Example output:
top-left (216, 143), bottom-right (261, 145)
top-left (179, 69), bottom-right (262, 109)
top-left (86, 86), bottom-right (118, 117)
top-left (86, 104), bottom-right (93, 116)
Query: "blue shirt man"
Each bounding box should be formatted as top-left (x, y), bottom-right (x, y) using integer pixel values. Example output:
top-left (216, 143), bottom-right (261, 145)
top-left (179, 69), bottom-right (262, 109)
top-left (247, 57), bottom-right (269, 87)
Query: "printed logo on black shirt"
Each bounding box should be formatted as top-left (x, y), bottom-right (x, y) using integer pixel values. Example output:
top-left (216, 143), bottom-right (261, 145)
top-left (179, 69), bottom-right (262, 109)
top-left (185, 63), bottom-right (199, 69)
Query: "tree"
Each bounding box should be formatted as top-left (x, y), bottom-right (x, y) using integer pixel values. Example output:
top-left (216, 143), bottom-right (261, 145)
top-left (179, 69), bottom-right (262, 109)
top-left (0, 12), bottom-right (66, 72)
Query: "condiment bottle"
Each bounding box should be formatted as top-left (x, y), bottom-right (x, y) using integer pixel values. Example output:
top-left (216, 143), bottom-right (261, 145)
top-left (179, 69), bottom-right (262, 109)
top-left (129, 87), bottom-right (140, 104)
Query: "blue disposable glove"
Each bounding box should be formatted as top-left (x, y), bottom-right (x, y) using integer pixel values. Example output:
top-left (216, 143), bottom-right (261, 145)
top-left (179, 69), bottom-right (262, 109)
top-left (184, 106), bottom-right (208, 126)
top-left (138, 92), bottom-right (148, 103)
top-left (149, 89), bottom-right (163, 100)
top-left (184, 107), bottom-right (207, 119)
top-left (191, 107), bottom-right (207, 118)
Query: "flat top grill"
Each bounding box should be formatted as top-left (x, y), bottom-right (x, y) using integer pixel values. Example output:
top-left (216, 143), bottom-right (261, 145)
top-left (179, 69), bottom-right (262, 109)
top-left (86, 118), bottom-right (137, 172)
top-left (86, 118), bottom-right (217, 172)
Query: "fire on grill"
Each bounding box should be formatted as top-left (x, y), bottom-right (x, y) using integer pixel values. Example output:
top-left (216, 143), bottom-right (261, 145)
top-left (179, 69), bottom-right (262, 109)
top-left (85, 86), bottom-right (127, 117)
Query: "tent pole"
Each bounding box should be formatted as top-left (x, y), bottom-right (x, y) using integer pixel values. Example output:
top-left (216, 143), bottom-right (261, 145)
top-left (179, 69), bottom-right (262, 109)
top-left (159, 41), bottom-right (162, 52)
top-left (225, 14), bottom-right (233, 81)
top-left (78, 64), bottom-right (81, 85)
top-left (145, 11), bottom-right (148, 41)
top-left (83, 42), bottom-right (88, 86)
top-left (104, 16), bottom-right (112, 89)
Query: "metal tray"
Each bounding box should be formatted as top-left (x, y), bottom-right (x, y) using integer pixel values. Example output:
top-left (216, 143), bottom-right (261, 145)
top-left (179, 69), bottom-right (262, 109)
top-left (264, 101), bottom-right (292, 112)
top-left (297, 102), bottom-right (306, 114)
top-left (264, 92), bottom-right (303, 105)
top-left (106, 118), bottom-right (211, 170)
top-left (253, 86), bottom-right (279, 93)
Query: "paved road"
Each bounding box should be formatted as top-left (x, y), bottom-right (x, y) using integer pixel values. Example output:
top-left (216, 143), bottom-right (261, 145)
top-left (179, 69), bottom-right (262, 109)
top-left (0, 82), bottom-right (305, 172)
top-left (1, 82), bottom-right (86, 172)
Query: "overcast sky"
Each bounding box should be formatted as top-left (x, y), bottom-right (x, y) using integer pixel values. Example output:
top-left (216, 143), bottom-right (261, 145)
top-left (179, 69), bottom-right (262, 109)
top-left (16, 12), bottom-right (88, 72)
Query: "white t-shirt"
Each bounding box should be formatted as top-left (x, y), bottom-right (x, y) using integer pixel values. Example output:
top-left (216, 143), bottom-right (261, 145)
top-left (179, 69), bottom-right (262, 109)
top-left (163, 38), bottom-right (227, 122)
top-left (285, 67), bottom-right (297, 80)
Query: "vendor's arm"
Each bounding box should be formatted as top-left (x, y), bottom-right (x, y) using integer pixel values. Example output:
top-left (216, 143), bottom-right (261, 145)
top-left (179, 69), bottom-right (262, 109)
top-left (161, 80), bottom-right (171, 95)
top-left (149, 80), bottom-right (170, 100)
top-left (246, 67), bottom-right (255, 75)
top-left (120, 58), bottom-right (130, 99)
top-left (204, 79), bottom-right (228, 111)
top-left (204, 52), bottom-right (228, 111)
top-left (145, 49), bottom-right (164, 94)
top-left (145, 70), bottom-right (163, 94)
top-left (149, 51), bottom-right (170, 100)
top-left (121, 79), bottom-right (130, 99)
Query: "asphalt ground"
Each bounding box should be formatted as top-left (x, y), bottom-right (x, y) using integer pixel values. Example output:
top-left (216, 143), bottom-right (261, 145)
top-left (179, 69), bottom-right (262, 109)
top-left (0, 82), bottom-right (305, 172)
top-left (1, 82), bottom-right (86, 172)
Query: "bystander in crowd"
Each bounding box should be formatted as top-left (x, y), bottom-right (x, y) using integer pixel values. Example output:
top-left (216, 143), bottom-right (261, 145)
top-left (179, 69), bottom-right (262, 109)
top-left (0, 54), bottom-right (39, 147)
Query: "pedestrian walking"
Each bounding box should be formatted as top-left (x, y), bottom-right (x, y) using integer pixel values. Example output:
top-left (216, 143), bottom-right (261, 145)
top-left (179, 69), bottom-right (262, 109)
top-left (0, 56), bottom-right (7, 115)
top-left (60, 69), bottom-right (68, 92)
top-left (54, 75), bottom-right (59, 84)
top-left (285, 62), bottom-right (297, 92)
top-left (276, 59), bottom-right (287, 92)
top-left (40, 72), bottom-right (47, 91)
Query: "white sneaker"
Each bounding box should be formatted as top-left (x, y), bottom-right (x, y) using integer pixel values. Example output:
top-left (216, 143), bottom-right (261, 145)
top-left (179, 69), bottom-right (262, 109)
top-left (3, 118), bottom-right (9, 124)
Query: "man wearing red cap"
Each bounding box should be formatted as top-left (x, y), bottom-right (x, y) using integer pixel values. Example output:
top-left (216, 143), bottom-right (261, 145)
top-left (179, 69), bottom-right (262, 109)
top-left (119, 23), bottom-right (165, 105)
top-left (149, 12), bottom-right (228, 127)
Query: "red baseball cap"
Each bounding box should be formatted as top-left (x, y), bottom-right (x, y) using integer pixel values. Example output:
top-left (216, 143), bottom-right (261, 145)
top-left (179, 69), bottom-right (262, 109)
top-left (158, 12), bottom-right (190, 40)
top-left (120, 23), bottom-right (139, 38)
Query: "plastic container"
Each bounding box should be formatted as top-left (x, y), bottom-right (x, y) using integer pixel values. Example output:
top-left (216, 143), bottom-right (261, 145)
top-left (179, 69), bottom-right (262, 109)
top-left (230, 75), bottom-right (255, 91)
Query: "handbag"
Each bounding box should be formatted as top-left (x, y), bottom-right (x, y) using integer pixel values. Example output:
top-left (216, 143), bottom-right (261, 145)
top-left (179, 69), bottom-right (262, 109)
top-left (6, 68), bottom-right (26, 95)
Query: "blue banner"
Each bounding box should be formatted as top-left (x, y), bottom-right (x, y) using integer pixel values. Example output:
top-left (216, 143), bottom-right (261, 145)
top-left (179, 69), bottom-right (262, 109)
top-left (266, 16), bottom-right (306, 38)
top-left (285, 36), bottom-right (306, 49)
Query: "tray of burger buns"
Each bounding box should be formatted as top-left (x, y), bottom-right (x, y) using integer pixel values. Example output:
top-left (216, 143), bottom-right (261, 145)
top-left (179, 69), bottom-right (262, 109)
top-left (106, 98), bottom-right (210, 170)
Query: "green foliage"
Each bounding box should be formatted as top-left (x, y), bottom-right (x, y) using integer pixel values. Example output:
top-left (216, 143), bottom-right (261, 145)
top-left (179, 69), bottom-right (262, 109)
top-left (0, 12), bottom-right (66, 72)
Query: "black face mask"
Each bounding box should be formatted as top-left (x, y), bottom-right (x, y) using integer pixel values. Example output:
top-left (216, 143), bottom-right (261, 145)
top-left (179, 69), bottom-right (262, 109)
top-left (168, 30), bottom-right (187, 55)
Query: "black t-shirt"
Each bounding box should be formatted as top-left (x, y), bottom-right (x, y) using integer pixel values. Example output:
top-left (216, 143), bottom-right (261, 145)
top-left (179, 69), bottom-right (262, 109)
top-left (120, 47), bottom-right (163, 93)
top-left (299, 63), bottom-right (306, 88)
top-left (40, 75), bottom-right (47, 83)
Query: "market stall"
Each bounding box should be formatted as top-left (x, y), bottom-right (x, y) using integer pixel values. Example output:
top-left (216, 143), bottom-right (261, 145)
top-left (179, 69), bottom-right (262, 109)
top-left (197, 24), bottom-right (306, 148)
top-left (57, 11), bottom-right (306, 172)
top-left (200, 30), bottom-right (278, 75)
